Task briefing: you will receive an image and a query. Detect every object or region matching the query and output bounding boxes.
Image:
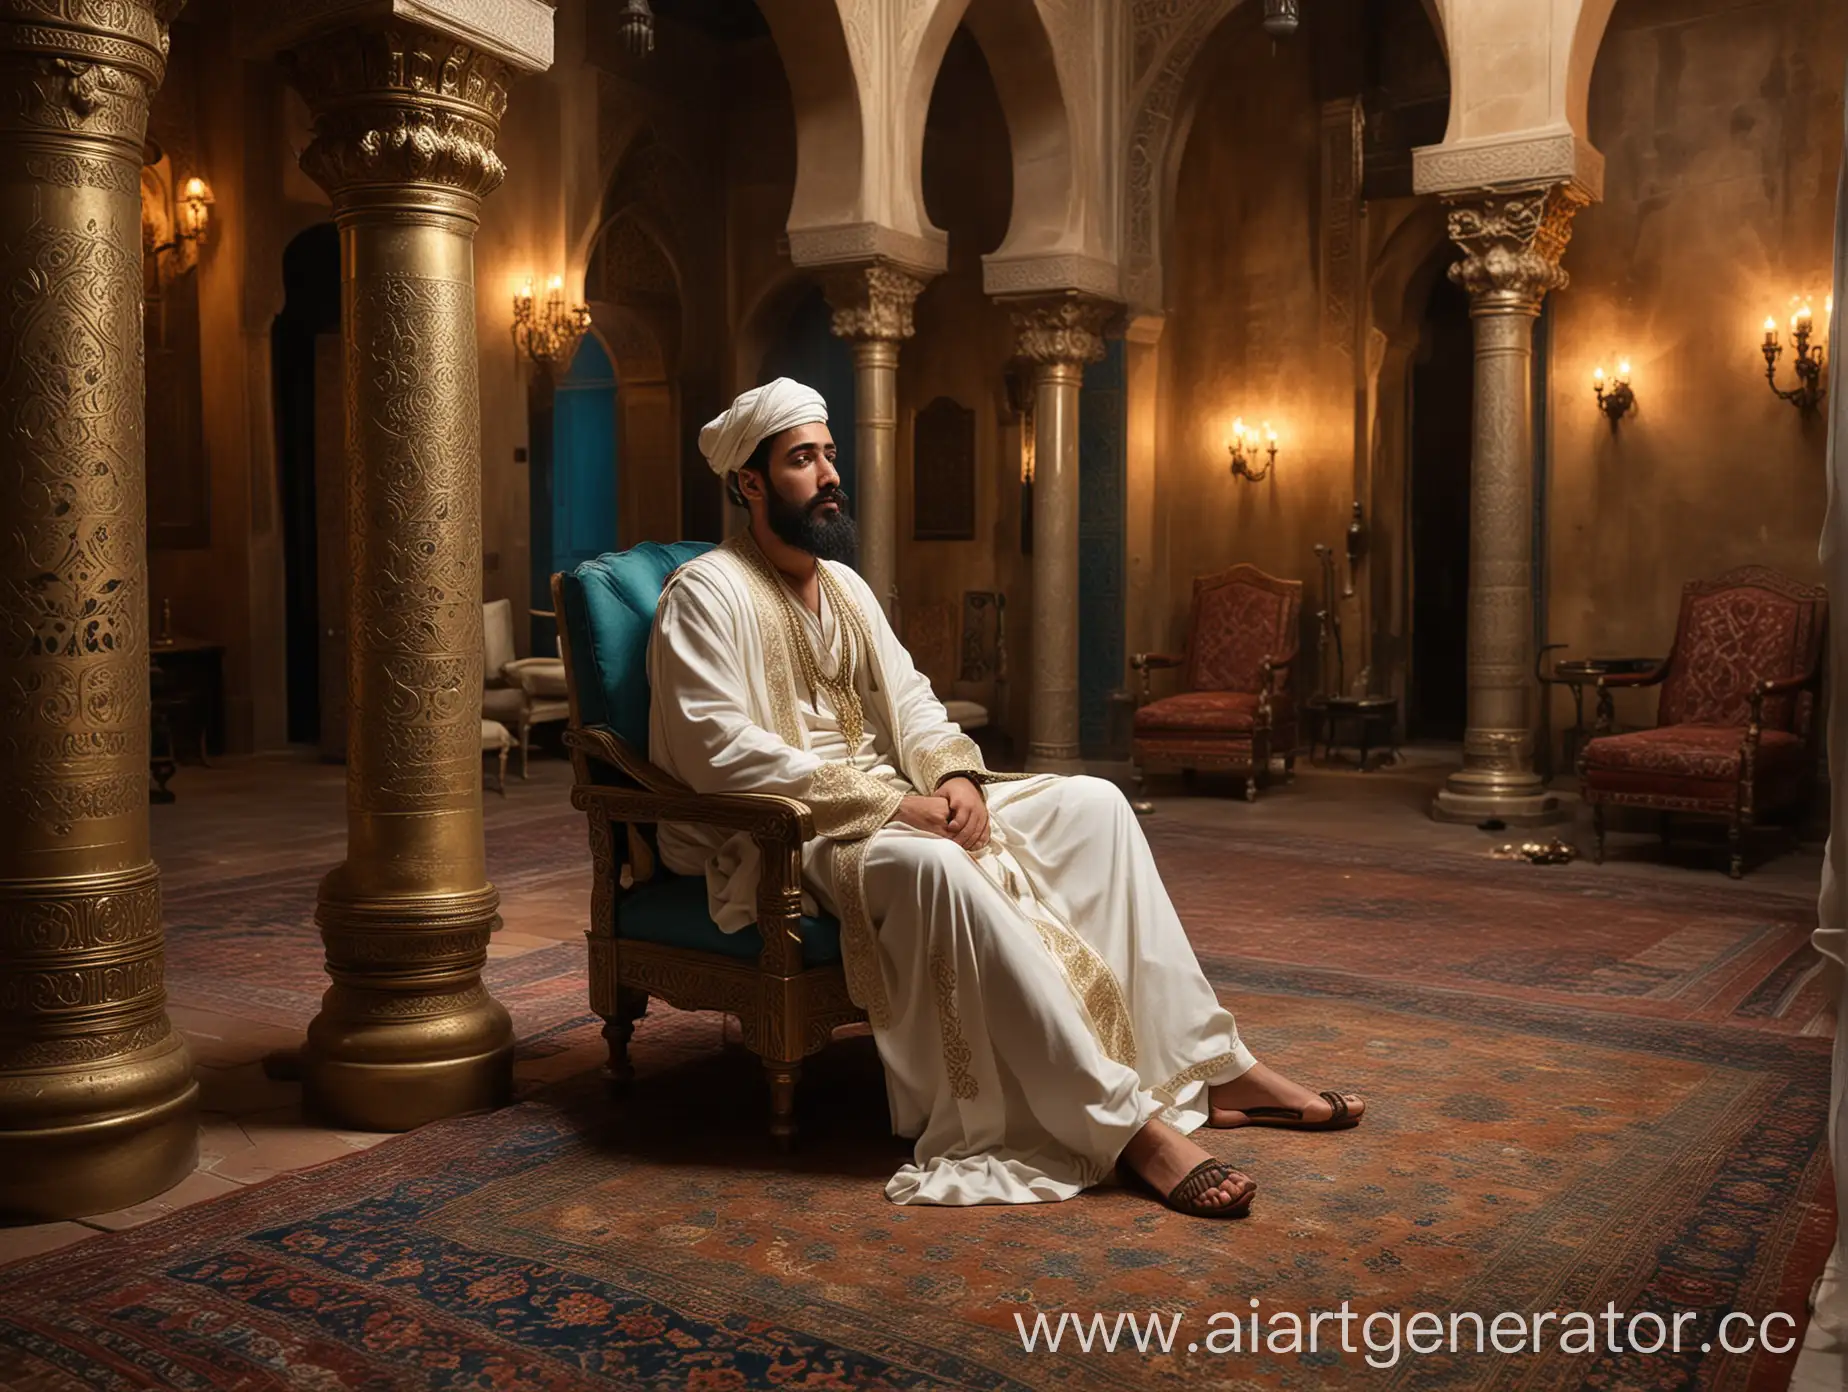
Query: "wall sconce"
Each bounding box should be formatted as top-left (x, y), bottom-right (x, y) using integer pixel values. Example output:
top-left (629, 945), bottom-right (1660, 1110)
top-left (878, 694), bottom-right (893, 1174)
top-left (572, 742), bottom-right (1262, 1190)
top-left (1262, 0), bottom-right (1301, 37)
top-left (1762, 297), bottom-right (1828, 415)
top-left (1226, 417), bottom-right (1278, 483)
top-left (512, 274), bottom-right (592, 371)
top-left (1592, 360), bottom-right (1634, 427)
top-left (178, 176), bottom-right (212, 241)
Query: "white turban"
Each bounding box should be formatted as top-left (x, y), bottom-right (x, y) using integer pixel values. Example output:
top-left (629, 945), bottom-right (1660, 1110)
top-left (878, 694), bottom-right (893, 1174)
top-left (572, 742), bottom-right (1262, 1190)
top-left (699, 378), bottom-right (829, 478)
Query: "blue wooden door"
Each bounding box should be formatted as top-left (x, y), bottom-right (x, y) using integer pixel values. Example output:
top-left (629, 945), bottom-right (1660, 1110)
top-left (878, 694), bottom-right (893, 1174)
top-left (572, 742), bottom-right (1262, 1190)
top-left (553, 334), bottom-right (619, 573)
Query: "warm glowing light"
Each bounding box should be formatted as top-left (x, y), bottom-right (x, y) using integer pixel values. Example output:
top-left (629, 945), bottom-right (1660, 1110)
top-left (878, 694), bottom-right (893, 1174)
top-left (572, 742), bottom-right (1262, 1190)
top-left (1264, 421), bottom-right (1277, 444)
top-left (1617, 359), bottom-right (1631, 380)
top-left (518, 277), bottom-right (534, 301)
top-left (183, 176), bottom-right (206, 200)
top-left (1593, 365), bottom-right (1605, 383)
top-left (548, 274), bottom-right (563, 293)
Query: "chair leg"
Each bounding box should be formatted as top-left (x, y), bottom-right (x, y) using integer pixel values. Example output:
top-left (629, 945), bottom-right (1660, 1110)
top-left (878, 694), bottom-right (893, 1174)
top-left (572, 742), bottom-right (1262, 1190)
top-left (519, 719), bottom-right (531, 779)
top-left (1244, 775), bottom-right (1259, 803)
top-left (765, 1060), bottom-right (801, 1150)
top-left (1728, 818), bottom-right (1745, 880)
top-left (1592, 803), bottom-right (1606, 864)
top-left (496, 744), bottom-right (509, 795)
top-left (601, 986), bottom-right (649, 1090)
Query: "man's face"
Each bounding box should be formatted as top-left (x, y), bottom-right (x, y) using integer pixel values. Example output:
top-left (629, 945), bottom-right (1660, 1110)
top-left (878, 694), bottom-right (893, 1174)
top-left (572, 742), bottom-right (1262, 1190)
top-left (749, 422), bottom-right (857, 565)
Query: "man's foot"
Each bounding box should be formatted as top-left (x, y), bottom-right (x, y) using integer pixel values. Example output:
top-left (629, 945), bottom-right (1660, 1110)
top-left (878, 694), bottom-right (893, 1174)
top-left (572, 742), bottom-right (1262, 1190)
top-left (1208, 1061), bottom-right (1365, 1131)
top-left (1118, 1117), bottom-right (1255, 1217)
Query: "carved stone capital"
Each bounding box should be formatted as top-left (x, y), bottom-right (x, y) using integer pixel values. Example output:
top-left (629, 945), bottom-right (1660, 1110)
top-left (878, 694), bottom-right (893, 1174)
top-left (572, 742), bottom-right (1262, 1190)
top-left (1445, 183), bottom-right (1590, 308)
top-left (820, 262), bottom-right (928, 344)
top-left (0, 0), bottom-right (170, 147)
top-left (1007, 294), bottom-right (1114, 368)
top-left (282, 23), bottom-right (512, 204)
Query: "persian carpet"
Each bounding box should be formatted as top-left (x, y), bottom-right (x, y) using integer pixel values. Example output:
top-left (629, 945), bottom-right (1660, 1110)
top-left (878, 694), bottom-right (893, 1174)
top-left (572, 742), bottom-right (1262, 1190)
top-left (2, 810), bottom-right (1831, 1389)
top-left (0, 978), bottom-right (1829, 1389)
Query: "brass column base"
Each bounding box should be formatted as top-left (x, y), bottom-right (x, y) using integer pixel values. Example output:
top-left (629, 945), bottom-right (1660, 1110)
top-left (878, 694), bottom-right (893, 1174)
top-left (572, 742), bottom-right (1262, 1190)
top-left (304, 882), bottom-right (513, 1133)
top-left (303, 1041), bottom-right (513, 1133)
top-left (1431, 779), bottom-right (1564, 826)
top-left (0, 1030), bottom-right (198, 1221)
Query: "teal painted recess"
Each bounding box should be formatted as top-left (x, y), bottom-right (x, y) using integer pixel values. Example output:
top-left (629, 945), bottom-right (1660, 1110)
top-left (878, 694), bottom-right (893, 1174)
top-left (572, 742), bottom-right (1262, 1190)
top-left (1079, 340), bottom-right (1127, 757)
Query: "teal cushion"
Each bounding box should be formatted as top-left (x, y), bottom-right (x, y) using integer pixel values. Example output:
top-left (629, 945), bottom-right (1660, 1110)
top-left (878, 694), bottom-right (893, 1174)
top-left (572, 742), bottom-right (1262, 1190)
top-left (557, 541), bottom-right (715, 752)
top-left (619, 873), bottom-right (843, 968)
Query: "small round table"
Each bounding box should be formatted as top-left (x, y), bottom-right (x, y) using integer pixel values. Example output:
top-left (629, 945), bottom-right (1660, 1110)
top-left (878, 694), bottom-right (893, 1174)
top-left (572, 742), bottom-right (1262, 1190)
top-left (1306, 694), bottom-right (1400, 772)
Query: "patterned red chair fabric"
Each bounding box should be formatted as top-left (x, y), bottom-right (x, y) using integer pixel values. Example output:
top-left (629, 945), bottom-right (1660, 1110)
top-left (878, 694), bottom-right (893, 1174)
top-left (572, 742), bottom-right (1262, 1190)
top-left (1577, 565), bottom-right (1825, 878)
top-left (1131, 564), bottom-right (1301, 802)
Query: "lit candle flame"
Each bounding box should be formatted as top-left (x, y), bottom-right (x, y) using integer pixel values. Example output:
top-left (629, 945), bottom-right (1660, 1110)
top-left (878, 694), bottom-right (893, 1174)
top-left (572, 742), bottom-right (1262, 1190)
top-left (183, 176), bottom-right (206, 200)
top-left (1593, 365), bottom-right (1604, 383)
top-left (1617, 359), bottom-right (1631, 379)
top-left (1264, 422), bottom-right (1277, 444)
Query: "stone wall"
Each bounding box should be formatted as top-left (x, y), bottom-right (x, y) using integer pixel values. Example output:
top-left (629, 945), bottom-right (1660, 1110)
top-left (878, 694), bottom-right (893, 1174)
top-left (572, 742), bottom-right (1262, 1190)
top-left (1548, 0), bottom-right (1846, 731)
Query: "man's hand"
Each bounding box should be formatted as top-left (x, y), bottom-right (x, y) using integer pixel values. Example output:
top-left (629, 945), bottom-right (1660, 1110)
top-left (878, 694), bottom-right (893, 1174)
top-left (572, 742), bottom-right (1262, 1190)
top-left (939, 776), bottom-right (989, 851)
top-left (892, 794), bottom-right (953, 838)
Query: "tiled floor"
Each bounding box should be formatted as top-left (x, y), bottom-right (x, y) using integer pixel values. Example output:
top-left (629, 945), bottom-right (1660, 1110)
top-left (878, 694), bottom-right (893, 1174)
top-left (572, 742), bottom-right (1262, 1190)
top-left (1, 743), bottom-right (1834, 1391)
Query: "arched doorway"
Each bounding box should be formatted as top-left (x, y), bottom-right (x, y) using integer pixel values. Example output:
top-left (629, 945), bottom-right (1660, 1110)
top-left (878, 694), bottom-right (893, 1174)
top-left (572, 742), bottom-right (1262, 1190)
top-left (531, 332), bottom-right (619, 653)
top-left (1406, 266), bottom-right (1472, 743)
top-left (273, 222), bottom-right (340, 753)
top-left (758, 284), bottom-right (858, 501)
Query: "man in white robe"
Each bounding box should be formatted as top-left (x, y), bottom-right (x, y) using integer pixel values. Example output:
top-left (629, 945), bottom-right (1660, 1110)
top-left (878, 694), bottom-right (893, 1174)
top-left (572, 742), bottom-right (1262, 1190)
top-left (647, 378), bottom-right (1364, 1216)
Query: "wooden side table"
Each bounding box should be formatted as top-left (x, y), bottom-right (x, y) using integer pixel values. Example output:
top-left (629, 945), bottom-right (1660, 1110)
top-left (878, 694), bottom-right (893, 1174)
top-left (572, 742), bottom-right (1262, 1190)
top-left (1306, 694), bottom-right (1400, 772)
top-left (149, 637), bottom-right (225, 802)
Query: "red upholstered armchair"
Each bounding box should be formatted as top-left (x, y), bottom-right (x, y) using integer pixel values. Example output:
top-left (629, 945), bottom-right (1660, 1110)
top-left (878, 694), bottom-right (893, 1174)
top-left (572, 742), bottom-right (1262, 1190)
top-left (1131, 564), bottom-right (1301, 802)
top-left (1577, 566), bottom-right (1826, 878)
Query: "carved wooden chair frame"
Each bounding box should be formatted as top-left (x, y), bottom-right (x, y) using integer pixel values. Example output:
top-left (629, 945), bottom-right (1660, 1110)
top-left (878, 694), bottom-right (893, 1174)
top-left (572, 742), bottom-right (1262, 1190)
top-left (1130, 564), bottom-right (1302, 802)
top-left (1576, 564), bottom-right (1826, 879)
top-left (552, 571), bottom-right (865, 1146)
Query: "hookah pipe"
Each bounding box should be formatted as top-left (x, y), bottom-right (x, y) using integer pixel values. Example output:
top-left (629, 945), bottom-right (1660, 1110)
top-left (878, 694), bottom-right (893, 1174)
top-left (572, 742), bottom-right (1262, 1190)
top-left (1312, 543), bottom-right (1345, 698)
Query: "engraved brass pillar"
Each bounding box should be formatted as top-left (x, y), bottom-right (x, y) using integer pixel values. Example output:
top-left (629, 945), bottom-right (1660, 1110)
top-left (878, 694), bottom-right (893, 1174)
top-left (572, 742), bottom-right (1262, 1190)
top-left (1010, 295), bottom-right (1111, 775)
top-left (0, 0), bottom-right (198, 1219)
top-left (1431, 185), bottom-right (1587, 826)
top-left (823, 262), bottom-right (926, 622)
top-left (283, 26), bottom-right (515, 1130)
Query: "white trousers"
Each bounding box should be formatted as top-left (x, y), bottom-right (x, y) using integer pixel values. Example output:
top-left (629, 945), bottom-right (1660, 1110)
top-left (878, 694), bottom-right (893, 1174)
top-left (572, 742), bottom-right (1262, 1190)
top-left (811, 774), bottom-right (1256, 1205)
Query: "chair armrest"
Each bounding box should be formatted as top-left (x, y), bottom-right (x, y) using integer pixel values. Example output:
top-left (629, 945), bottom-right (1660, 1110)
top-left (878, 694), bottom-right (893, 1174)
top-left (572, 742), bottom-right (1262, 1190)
top-left (1746, 672), bottom-right (1814, 745)
top-left (564, 725), bottom-right (814, 842)
top-left (565, 725), bottom-right (818, 977)
top-left (1130, 652), bottom-right (1184, 705)
top-left (569, 781), bottom-right (815, 845)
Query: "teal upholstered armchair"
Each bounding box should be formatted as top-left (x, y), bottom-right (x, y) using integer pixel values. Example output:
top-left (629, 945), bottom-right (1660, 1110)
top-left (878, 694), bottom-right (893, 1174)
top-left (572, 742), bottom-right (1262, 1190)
top-left (552, 543), bottom-right (863, 1145)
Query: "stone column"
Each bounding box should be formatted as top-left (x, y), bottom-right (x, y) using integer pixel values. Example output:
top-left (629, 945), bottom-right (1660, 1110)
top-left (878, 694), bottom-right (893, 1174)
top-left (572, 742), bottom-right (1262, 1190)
top-left (0, 0), bottom-right (197, 1220)
top-left (282, 24), bottom-right (522, 1130)
top-left (1431, 184), bottom-right (1587, 826)
top-left (1010, 295), bottom-right (1111, 774)
top-left (822, 262), bottom-right (925, 622)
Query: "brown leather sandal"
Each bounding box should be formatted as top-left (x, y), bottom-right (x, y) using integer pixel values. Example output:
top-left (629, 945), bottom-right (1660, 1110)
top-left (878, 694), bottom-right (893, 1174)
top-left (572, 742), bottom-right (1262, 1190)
top-left (1123, 1158), bottom-right (1256, 1218)
top-left (1217, 1089), bottom-right (1362, 1132)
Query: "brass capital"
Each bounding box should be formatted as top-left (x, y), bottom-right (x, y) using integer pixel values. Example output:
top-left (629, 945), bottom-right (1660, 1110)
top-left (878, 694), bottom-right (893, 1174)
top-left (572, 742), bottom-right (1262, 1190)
top-left (283, 23), bottom-right (512, 203)
top-left (1007, 293), bottom-right (1115, 368)
top-left (821, 261), bottom-right (928, 344)
top-left (1444, 183), bottom-right (1590, 308)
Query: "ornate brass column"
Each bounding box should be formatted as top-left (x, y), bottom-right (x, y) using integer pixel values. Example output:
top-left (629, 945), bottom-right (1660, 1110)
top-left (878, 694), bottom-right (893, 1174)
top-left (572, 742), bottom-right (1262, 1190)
top-left (1431, 184), bottom-right (1587, 825)
top-left (1010, 295), bottom-right (1111, 774)
top-left (823, 262), bottom-right (926, 621)
top-left (283, 25), bottom-right (518, 1130)
top-left (0, 0), bottom-right (198, 1219)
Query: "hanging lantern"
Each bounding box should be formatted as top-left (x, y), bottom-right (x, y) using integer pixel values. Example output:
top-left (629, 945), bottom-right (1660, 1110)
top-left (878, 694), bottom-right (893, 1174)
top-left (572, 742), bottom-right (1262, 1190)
top-left (616, 0), bottom-right (655, 58)
top-left (1262, 0), bottom-right (1301, 37)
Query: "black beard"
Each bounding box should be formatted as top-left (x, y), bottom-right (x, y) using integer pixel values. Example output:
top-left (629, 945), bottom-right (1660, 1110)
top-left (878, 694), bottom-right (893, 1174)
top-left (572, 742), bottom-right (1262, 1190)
top-left (765, 481), bottom-right (859, 566)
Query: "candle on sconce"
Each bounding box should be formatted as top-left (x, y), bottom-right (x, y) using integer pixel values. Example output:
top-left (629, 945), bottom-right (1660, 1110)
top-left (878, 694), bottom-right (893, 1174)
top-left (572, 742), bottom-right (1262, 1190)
top-left (1616, 359), bottom-right (1631, 384)
top-left (1264, 421), bottom-right (1277, 446)
top-left (1765, 316), bottom-right (1779, 348)
top-left (1593, 365), bottom-right (1605, 386)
